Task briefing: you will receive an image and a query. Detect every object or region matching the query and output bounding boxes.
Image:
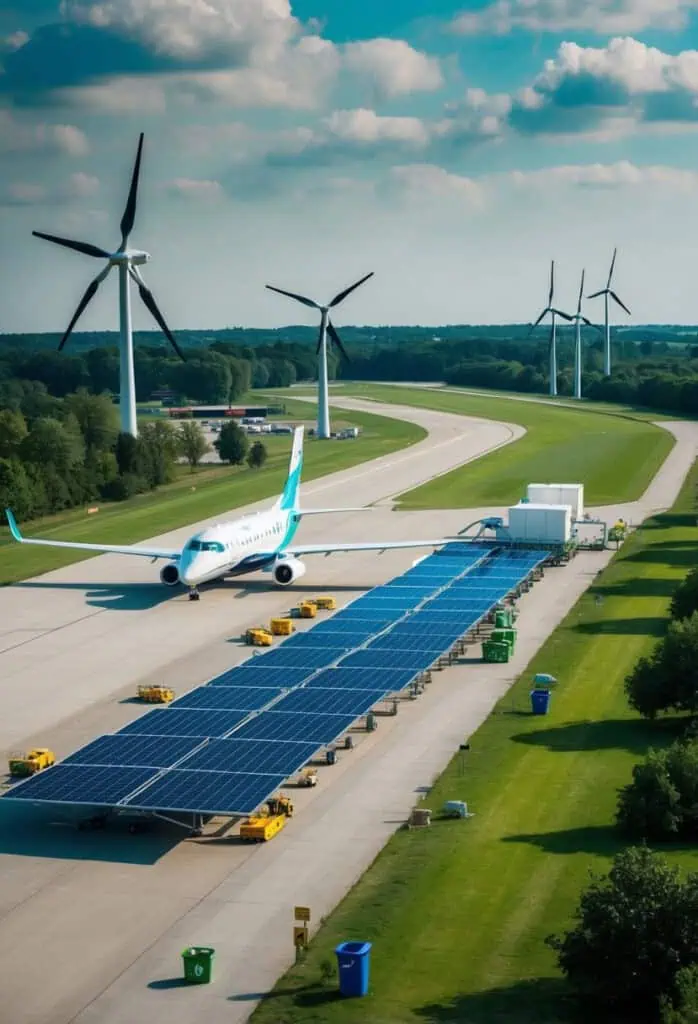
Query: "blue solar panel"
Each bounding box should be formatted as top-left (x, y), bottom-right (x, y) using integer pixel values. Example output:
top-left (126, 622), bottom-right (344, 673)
top-left (208, 666), bottom-right (312, 689)
top-left (63, 733), bottom-right (202, 769)
top-left (273, 687), bottom-right (389, 717)
top-left (306, 667), bottom-right (417, 690)
top-left (120, 707), bottom-right (250, 738)
top-left (244, 647), bottom-right (347, 669)
top-left (335, 607), bottom-right (404, 623)
top-left (341, 649), bottom-right (438, 672)
top-left (281, 630), bottom-right (370, 649)
top-left (2, 764), bottom-right (157, 806)
top-left (125, 769), bottom-right (285, 816)
top-left (367, 634), bottom-right (451, 653)
top-left (178, 738), bottom-right (320, 776)
top-left (234, 711), bottom-right (356, 744)
top-left (310, 617), bottom-right (392, 635)
top-left (171, 686), bottom-right (282, 711)
top-left (384, 623), bottom-right (465, 641)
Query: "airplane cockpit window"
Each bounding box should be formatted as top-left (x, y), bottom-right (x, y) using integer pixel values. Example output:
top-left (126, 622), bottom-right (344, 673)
top-left (187, 540), bottom-right (225, 553)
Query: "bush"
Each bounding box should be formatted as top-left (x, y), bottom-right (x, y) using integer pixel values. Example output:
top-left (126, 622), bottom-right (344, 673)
top-left (616, 745), bottom-right (685, 840)
top-left (661, 965), bottom-right (698, 1023)
top-left (548, 847), bottom-right (698, 1018)
top-left (215, 421), bottom-right (248, 465)
top-left (626, 614), bottom-right (698, 719)
top-left (247, 440), bottom-right (267, 469)
top-left (101, 473), bottom-right (149, 501)
top-left (671, 569), bottom-right (698, 621)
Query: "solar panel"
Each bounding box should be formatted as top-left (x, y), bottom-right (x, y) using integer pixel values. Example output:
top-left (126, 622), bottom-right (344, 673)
top-left (124, 768), bottom-right (285, 816)
top-left (341, 649), bottom-right (438, 672)
top-left (119, 707), bottom-right (250, 738)
top-left (366, 633), bottom-right (451, 653)
top-left (207, 666), bottom-right (312, 689)
top-left (305, 667), bottom-right (417, 690)
top-left (63, 733), bottom-right (202, 769)
top-left (178, 738), bottom-right (320, 776)
top-left (234, 711), bottom-right (356, 744)
top-left (334, 607), bottom-right (403, 624)
top-left (243, 646), bottom-right (347, 669)
top-left (170, 686), bottom-right (283, 711)
top-left (280, 630), bottom-right (370, 649)
top-left (310, 618), bottom-right (392, 635)
top-left (2, 764), bottom-right (158, 807)
top-left (272, 687), bottom-right (389, 717)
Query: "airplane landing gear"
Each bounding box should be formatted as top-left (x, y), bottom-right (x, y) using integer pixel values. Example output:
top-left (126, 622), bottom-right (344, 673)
top-left (188, 587), bottom-right (200, 602)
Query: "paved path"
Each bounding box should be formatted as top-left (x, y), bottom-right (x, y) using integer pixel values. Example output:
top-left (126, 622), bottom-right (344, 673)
top-left (0, 400), bottom-right (694, 1024)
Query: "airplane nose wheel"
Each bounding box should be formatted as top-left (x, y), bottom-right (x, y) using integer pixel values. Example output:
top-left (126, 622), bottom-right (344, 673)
top-left (188, 587), bottom-right (200, 602)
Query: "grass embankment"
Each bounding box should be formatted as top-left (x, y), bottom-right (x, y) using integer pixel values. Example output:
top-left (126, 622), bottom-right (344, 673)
top-left (251, 462), bottom-right (698, 1024)
top-left (0, 400), bottom-right (424, 586)
top-left (333, 383), bottom-right (674, 508)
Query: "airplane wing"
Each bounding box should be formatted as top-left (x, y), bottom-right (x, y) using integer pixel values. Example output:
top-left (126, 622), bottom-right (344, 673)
top-left (283, 538), bottom-right (465, 557)
top-left (4, 509), bottom-right (180, 562)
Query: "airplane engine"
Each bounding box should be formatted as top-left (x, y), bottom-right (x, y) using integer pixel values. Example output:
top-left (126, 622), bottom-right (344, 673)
top-left (160, 563), bottom-right (181, 587)
top-left (273, 557), bottom-right (306, 587)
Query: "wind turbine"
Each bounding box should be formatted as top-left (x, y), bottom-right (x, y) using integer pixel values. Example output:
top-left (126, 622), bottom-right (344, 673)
top-left (558, 270), bottom-right (601, 400)
top-left (587, 248), bottom-right (631, 377)
top-left (527, 260), bottom-right (572, 397)
top-left (265, 273), bottom-right (374, 439)
top-left (32, 132), bottom-right (184, 438)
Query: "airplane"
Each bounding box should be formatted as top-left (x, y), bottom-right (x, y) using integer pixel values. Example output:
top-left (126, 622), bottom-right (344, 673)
top-left (5, 426), bottom-right (464, 600)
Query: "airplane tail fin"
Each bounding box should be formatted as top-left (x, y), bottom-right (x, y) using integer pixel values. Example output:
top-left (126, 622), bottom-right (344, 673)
top-left (275, 425), bottom-right (304, 512)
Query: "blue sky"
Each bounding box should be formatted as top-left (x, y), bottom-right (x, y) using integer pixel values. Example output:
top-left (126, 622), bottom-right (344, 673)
top-left (2, 1), bottom-right (698, 333)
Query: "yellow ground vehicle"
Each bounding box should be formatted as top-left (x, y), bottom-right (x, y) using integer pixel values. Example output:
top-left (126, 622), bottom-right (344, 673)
top-left (245, 627), bottom-right (273, 646)
top-left (297, 767), bottom-right (318, 787)
top-left (9, 748), bottom-right (55, 777)
top-left (313, 596), bottom-right (337, 611)
top-left (137, 685), bottom-right (174, 703)
top-left (270, 617), bottom-right (294, 636)
top-left (239, 795), bottom-right (294, 841)
top-left (297, 601), bottom-right (317, 619)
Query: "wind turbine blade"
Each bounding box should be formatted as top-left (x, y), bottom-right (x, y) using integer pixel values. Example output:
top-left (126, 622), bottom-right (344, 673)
top-left (607, 247), bottom-right (617, 288)
top-left (265, 284), bottom-right (319, 310)
top-left (129, 267), bottom-right (185, 361)
top-left (119, 132), bottom-right (144, 249)
top-left (581, 316), bottom-right (603, 335)
top-left (586, 289), bottom-right (606, 299)
top-left (577, 270), bottom-right (585, 314)
top-left (548, 260), bottom-right (554, 305)
top-left (315, 320), bottom-right (324, 355)
top-left (329, 271), bottom-right (374, 308)
top-left (33, 231), bottom-right (110, 260)
top-left (57, 264), bottom-right (112, 352)
top-left (609, 290), bottom-right (631, 316)
top-left (531, 309), bottom-right (548, 329)
top-left (551, 308), bottom-right (573, 321)
top-left (327, 319), bottom-right (350, 361)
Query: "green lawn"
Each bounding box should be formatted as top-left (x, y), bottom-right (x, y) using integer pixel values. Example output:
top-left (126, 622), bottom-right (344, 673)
top-left (0, 402), bottom-right (424, 586)
top-left (332, 384), bottom-right (675, 508)
top-left (251, 462), bottom-right (698, 1024)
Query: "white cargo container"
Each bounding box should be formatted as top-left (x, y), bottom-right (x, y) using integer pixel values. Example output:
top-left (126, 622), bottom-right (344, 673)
top-left (508, 503), bottom-right (572, 544)
top-left (527, 483), bottom-right (584, 520)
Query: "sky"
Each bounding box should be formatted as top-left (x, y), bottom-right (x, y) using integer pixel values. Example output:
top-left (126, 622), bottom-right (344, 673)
top-left (2, 2), bottom-right (698, 333)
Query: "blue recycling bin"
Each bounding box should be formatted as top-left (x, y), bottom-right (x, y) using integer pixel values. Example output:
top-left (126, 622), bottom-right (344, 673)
top-left (335, 941), bottom-right (371, 997)
top-left (530, 688), bottom-right (551, 715)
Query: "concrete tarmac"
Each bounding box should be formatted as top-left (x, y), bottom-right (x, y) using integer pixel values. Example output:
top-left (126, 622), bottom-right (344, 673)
top-left (0, 400), bottom-right (694, 1024)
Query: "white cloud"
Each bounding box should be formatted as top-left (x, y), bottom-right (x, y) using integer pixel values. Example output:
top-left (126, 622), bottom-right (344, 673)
top-left (390, 163), bottom-right (485, 204)
top-left (342, 38), bottom-right (443, 99)
top-left (164, 177), bottom-right (225, 200)
top-left (0, 111), bottom-right (89, 156)
top-left (451, 0), bottom-right (698, 36)
top-left (323, 108), bottom-right (430, 146)
top-left (0, 30), bottom-right (29, 52)
top-left (56, 76), bottom-right (168, 113)
top-left (1, 171), bottom-right (100, 207)
top-left (500, 160), bottom-right (698, 189)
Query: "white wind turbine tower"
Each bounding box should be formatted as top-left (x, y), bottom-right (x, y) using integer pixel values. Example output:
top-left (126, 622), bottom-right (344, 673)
top-left (32, 132), bottom-right (184, 438)
top-left (558, 270), bottom-right (601, 400)
top-left (587, 248), bottom-right (631, 377)
top-left (265, 273), bottom-right (374, 439)
top-left (527, 260), bottom-right (572, 397)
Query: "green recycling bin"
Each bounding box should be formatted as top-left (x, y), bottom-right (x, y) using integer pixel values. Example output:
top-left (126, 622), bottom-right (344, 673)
top-left (182, 946), bottom-right (215, 984)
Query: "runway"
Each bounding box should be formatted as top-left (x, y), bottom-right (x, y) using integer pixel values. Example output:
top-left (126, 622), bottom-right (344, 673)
top-left (0, 399), bottom-right (694, 1024)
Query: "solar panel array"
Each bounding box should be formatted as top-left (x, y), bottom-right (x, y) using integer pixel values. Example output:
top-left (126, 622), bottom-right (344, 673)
top-left (4, 541), bottom-right (549, 816)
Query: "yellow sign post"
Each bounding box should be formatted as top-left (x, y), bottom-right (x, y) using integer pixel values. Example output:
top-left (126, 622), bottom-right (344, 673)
top-left (293, 925), bottom-right (309, 947)
top-left (294, 906), bottom-right (311, 923)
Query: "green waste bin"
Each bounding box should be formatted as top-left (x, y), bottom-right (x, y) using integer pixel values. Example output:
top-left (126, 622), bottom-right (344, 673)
top-left (483, 640), bottom-right (510, 664)
top-left (494, 610), bottom-right (511, 628)
top-left (182, 947), bottom-right (215, 984)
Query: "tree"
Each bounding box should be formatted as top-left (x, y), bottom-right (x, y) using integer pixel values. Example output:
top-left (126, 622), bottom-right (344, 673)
top-left (671, 568), bottom-right (698, 621)
top-left (626, 614), bottom-right (698, 718)
top-left (251, 360), bottom-right (270, 389)
top-left (617, 740), bottom-right (698, 840)
top-left (266, 359), bottom-right (297, 388)
top-left (19, 417), bottom-right (80, 474)
top-left (0, 409), bottom-right (27, 458)
top-left (115, 432), bottom-right (139, 476)
top-left (547, 846), bottom-right (698, 1016)
top-left (0, 458), bottom-right (34, 518)
top-left (214, 421), bottom-right (248, 465)
top-left (247, 440), bottom-right (267, 469)
top-left (136, 421), bottom-right (178, 487)
top-left (177, 421), bottom-right (210, 470)
top-left (64, 389), bottom-right (118, 451)
top-left (661, 965), bottom-right (698, 1023)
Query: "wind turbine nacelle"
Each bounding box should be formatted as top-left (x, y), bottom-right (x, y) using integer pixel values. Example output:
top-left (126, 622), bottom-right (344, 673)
top-left (160, 563), bottom-right (181, 587)
top-left (272, 556), bottom-right (306, 587)
top-left (110, 249), bottom-right (150, 266)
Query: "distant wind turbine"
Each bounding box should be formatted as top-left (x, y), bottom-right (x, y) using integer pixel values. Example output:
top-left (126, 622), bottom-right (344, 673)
top-left (558, 270), bottom-right (602, 400)
top-left (527, 260), bottom-right (572, 397)
top-left (265, 273), bottom-right (374, 439)
top-left (32, 133), bottom-right (184, 438)
top-left (587, 248), bottom-right (631, 377)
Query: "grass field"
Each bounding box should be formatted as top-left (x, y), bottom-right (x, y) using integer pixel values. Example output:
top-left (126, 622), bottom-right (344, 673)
top-left (0, 400), bottom-right (424, 586)
top-left (325, 384), bottom-right (676, 509)
top-left (251, 462), bottom-right (698, 1024)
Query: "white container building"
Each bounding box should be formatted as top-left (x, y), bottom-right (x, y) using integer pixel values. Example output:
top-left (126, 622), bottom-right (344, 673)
top-left (507, 503), bottom-right (572, 544)
top-left (526, 483), bottom-right (584, 520)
